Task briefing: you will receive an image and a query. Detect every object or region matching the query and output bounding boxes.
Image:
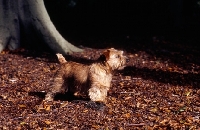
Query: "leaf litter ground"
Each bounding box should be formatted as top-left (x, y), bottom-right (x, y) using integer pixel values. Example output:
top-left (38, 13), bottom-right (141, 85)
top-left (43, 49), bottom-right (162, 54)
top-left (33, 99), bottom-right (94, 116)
top-left (0, 39), bottom-right (199, 129)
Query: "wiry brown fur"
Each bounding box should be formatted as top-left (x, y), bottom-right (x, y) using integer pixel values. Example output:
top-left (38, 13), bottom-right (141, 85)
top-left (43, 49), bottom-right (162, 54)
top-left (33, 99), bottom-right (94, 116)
top-left (45, 48), bottom-right (126, 102)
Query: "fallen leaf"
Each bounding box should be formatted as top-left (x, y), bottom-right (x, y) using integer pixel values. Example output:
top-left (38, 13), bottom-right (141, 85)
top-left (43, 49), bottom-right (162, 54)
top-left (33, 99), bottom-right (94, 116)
top-left (92, 125), bottom-right (100, 129)
top-left (45, 105), bottom-right (51, 111)
top-left (123, 113), bottom-right (131, 118)
top-left (124, 96), bottom-right (132, 100)
top-left (20, 122), bottom-right (26, 125)
top-left (185, 91), bottom-right (191, 96)
top-left (18, 104), bottom-right (26, 108)
top-left (178, 106), bottom-right (187, 112)
top-left (60, 102), bottom-right (68, 108)
top-left (83, 109), bottom-right (88, 113)
top-left (149, 107), bottom-right (158, 113)
top-left (44, 120), bottom-right (51, 125)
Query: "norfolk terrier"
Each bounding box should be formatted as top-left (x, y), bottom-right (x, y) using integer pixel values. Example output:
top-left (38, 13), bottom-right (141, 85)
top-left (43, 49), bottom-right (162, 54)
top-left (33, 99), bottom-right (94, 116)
top-left (45, 48), bottom-right (127, 103)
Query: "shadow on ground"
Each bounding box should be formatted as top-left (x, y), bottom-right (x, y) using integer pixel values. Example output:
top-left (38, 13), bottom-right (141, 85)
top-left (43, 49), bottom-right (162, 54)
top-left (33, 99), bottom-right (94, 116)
top-left (121, 66), bottom-right (200, 88)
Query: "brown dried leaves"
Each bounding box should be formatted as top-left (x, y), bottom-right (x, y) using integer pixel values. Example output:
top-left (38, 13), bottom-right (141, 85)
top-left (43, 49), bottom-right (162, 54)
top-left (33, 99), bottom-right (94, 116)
top-left (0, 47), bottom-right (199, 129)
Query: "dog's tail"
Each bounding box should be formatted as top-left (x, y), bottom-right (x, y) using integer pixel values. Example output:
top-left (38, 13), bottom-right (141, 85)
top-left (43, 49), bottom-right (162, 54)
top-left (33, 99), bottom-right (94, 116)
top-left (56, 53), bottom-right (67, 63)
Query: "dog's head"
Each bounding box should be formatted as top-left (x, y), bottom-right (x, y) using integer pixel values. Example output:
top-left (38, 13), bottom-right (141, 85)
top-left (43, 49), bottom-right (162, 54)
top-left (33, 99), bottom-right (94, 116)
top-left (101, 48), bottom-right (127, 70)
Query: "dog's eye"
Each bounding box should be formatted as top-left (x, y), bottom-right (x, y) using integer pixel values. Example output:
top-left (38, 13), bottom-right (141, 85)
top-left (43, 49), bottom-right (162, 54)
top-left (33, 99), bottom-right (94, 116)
top-left (115, 55), bottom-right (120, 58)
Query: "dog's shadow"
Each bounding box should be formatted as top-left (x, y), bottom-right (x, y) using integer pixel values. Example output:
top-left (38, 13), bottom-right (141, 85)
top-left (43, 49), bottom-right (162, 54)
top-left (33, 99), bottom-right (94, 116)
top-left (28, 92), bottom-right (107, 110)
top-left (28, 91), bottom-right (90, 102)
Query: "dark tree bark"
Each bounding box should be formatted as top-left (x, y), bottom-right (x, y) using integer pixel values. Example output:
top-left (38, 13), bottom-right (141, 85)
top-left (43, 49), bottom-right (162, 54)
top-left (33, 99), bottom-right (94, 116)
top-left (0, 0), bottom-right (82, 54)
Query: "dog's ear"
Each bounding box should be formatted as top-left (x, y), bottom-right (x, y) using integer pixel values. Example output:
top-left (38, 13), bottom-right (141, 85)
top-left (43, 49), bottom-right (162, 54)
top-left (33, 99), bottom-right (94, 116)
top-left (102, 49), bottom-right (110, 60)
top-left (98, 49), bottom-right (110, 61)
top-left (98, 54), bottom-right (106, 61)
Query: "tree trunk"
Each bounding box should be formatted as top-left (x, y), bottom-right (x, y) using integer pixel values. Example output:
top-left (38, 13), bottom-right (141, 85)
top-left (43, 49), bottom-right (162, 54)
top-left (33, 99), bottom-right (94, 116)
top-left (0, 0), bottom-right (82, 54)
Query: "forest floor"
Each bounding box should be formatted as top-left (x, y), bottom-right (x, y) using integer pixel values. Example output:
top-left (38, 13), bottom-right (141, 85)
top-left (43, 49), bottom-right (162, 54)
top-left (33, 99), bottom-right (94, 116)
top-left (0, 37), bottom-right (199, 129)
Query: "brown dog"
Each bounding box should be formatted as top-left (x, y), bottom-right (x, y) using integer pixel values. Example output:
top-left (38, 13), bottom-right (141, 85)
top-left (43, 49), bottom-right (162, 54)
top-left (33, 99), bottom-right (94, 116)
top-left (45, 48), bottom-right (126, 103)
